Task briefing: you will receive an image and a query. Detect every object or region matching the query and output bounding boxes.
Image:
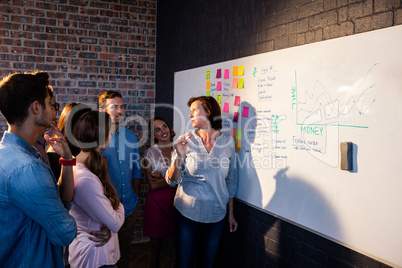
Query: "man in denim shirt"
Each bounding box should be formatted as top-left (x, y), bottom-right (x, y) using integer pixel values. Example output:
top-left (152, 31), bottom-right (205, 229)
top-left (0, 72), bottom-right (77, 267)
top-left (98, 90), bottom-right (142, 268)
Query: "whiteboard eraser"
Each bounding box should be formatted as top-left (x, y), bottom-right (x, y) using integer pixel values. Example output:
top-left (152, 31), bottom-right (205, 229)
top-left (340, 142), bottom-right (353, 171)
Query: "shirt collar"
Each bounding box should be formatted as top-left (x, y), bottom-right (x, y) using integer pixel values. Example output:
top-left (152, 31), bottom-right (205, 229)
top-left (1, 132), bottom-right (39, 158)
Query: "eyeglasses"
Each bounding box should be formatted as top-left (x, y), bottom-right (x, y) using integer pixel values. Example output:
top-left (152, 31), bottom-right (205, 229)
top-left (51, 103), bottom-right (60, 112)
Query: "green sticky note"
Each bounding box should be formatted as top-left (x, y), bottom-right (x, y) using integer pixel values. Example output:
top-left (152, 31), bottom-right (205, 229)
top-left (206, 70), bottom-right (210, 79)
top-left (206, 91), bottom-right (211, 96)
top-left (236, 129), bottom-right (242, 140)
top-left (217, 94), bottom-right (222, 104)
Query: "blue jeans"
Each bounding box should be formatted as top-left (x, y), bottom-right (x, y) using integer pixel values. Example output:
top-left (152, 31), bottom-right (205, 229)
top-left (174, 209), bottom-right (225, 268)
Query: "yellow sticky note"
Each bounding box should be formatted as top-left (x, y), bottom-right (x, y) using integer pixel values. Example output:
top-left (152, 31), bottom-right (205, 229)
top-left (206, 91), bottom-right (211, 96)
top-left (238, 65), bottom-right (244, 76)
top-left (206, 80), bottom-right (211, 90)
top-left (238, 78), bottom-right (244, 88)
top-left (235, 140), bottom-right (241, 151)
top-left (216, 94), bottom-right (222, 104)
top-left (233, 66), bottom-right (238, 76)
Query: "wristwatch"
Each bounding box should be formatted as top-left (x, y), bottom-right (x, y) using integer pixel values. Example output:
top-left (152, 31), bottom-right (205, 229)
top-left (59, 157), bottom-right (76, 166)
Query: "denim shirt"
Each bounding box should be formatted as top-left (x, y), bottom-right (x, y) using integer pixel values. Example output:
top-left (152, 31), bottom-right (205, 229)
top-left (166, 130), bottom-right (238, 223)
top-left (0, 132), bottom-right (77, 267)
top-left (101, 126), bottom-right (142, 217)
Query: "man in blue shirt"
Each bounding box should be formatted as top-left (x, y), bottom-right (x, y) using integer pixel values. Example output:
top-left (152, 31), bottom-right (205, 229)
top-left (98, 90), bottom-right (142, 268)
top-left (0, 72), bottom-right (77, 267)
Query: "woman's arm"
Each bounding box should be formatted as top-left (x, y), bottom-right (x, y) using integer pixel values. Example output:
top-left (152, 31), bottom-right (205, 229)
top-left (144, 158), bottom-right (169, 190)
top-left (227, 197), bottom-right (238, 232)
top-left (167, 136), bottom-right (188, 182)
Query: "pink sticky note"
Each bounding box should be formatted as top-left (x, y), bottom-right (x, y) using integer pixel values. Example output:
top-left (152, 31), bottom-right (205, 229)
top-left (223, 103), bottom-right (229, 113)
top-left (231, 78), bottom-right (238, 88)
top-left (234, 96), bottom-right (240, 106)
top-left (230, 128), bottom-right (236, 138)
top-left (216, 69), bottom-right (221, 78)
top-left (224, 69), bottom-right (229, 79)
top-left (233, 112), bottom-right (239, 122)
top-left (217, 81), bottom-right (222, 91)
top-left (242, 106), bottom-right (249, 117)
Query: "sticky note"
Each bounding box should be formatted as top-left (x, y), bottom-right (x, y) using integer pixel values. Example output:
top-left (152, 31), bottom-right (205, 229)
top-left (216, 69), bottom-right (221, 78)
top-left (206, 80), bottom-right (211, 90)
top-left (242, 106), bottom-right (249, 117)
top-left (216, 94), bottom-right (222, 104)
top-left (223, 103), bottom-right (229, 113)
top-left (233, 112), bottom-right (239, 122)
top-left (231, 128), bottom-right (236, 138)
top-left (206, 70), bottom-right (210, 79)
top-left (217, 81), bottom-right (222, 91)
top-left (234, 96), bottom-right (240, 106)
top-left (235, 140), bottom-right (241, 151)
top-left (231, 78), bottom-right (238, 88)
top-left (224, 69), bottom-right (229, 79)
top-left (233, 66), bottom-right (238, 76)
top-left (238, 65), bottom-right (244, 76)
top-left (238, 78), bottom-right (244, 88)
top-left (206, 91), bottom-right (211, 96)
top-left (236, 129), bottom-right (242, 140)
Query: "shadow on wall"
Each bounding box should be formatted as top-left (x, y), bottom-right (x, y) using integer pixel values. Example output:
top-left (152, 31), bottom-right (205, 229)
top-left (216, 100), bottom-right (343, 266)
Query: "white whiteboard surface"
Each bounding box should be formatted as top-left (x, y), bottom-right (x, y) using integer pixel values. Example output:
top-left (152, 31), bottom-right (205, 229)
top-left (173, 25), bottom-right (402, 267)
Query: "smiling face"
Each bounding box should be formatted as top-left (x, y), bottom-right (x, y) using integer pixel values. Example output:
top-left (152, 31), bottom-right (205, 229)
top-left (153, 119), bottom-right (170, 143)
top-left (189, 100), bottom-right (209, 129)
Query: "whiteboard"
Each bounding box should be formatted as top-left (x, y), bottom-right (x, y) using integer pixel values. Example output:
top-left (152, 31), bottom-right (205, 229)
top-left (173, 25), bottom-right (402, 267)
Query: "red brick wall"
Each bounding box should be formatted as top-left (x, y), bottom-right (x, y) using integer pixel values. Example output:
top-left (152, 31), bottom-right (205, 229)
top-left (0, 0), bottom-right (156, 242)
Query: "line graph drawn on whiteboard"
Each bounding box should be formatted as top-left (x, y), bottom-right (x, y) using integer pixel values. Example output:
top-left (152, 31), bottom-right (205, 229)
top-left (291, 64), bottom-right (377, 166)
top-left (294, 64), bottom-right (378, 129)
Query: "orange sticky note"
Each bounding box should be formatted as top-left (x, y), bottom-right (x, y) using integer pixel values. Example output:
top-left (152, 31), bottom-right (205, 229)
top-left (235, 140), bottom-right (241, 151)
top-left (231, 78), bottom-right (238, 88)
top-left (233, 66), bottom-right (238, 76)
top-left (206, 81), bottom-right (211, 90)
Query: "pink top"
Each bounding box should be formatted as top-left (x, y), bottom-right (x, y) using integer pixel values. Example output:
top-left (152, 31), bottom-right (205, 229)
top-left (68, 163), bottom-right (125, 268)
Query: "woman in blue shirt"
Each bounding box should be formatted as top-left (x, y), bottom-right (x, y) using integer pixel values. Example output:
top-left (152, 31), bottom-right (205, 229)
top-left (166, 96), bottom-right (238, 268)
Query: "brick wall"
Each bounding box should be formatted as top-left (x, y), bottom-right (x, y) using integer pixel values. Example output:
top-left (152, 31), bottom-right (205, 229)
top-left (156, 0), bottom-right (401, 266)
top-left (0, 0), bottom-right (157, 242)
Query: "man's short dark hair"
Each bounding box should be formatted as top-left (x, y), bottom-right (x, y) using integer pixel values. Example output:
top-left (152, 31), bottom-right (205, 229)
top-left (97, 90), bottom-right (123, 110)
top-left (0, 71), bottom-right (50, 125)
top-left (187, 96), bottom-right (222, 130)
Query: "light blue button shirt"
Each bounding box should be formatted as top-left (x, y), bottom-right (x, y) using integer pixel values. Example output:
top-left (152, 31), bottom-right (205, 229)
top-left (166, 130), bottom-right (237, 223)
top-left (0, 132), bottom-right (77, 267)
top-left (101, 126), bottom-right (142, 217)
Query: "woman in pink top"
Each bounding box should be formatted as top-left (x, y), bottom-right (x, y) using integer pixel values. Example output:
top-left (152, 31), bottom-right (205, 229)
top-left (69, 111), bottom-right (125, 268)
